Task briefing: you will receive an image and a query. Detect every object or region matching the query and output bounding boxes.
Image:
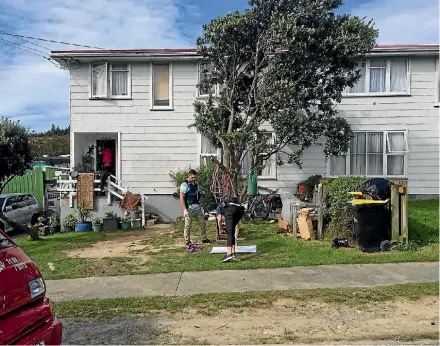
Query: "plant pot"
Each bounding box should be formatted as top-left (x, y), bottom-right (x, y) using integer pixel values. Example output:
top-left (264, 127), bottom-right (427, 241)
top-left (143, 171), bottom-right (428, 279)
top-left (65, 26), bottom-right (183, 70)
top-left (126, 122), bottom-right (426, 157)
top-left (49, 225), bottom-right (61, 234)
top-left (93, 224), bottom-right (103, 232)
top-left (103, 217), bottom-right (119, 231)
top-left (63, 225), bottom-right (75, 232)
top-left (38, 226), bottom-right (50, 236)
top-left (120, 222), bottom-right (131, 230)
top-left (75, 222), bottom-right (93, 232)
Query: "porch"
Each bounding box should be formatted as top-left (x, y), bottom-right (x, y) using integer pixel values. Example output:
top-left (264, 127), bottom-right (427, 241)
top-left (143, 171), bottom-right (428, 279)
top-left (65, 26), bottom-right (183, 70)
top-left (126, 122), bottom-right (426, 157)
top-left (71, 131), bottom-right (121, 180)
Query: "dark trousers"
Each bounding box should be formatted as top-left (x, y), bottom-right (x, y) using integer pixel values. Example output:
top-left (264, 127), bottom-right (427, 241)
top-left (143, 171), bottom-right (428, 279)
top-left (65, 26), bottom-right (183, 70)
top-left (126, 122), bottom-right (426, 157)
top-left (100, 166), bottom-right (113, 190)
top-left (224, 204), bottom-right (244, 247)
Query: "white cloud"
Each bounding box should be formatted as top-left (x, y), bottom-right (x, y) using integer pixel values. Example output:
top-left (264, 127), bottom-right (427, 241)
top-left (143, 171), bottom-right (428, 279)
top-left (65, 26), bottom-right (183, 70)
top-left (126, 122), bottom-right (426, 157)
top-left (350, 0), bottom-right (439, 44)
top-left (0, 0), bottom-right (198, 131)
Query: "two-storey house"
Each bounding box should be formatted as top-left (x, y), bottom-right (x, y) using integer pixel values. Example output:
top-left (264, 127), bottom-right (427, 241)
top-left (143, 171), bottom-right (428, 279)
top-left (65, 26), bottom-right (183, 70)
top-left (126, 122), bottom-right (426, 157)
top-left (51, 45), bottom-right (439, 221)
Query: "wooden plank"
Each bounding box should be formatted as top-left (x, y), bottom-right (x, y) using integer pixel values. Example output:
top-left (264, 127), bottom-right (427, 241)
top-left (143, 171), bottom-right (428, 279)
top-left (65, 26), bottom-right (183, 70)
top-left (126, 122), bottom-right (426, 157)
top-left (400, 190), bottom-right (409, 244)
top-left (291, 204), bottom-right (298, 238)
top-left (390, 184), bottom-right (400, 242)
top-left (317, 183), bottom-right (323, 240)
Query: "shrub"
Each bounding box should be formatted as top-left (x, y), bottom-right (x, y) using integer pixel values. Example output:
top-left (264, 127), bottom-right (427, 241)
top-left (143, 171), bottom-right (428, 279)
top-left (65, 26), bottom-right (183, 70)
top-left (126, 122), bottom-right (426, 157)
top-left (325, 176), bottom-right (367, 238)
top-left (169, 164), bottom-right (216, 210)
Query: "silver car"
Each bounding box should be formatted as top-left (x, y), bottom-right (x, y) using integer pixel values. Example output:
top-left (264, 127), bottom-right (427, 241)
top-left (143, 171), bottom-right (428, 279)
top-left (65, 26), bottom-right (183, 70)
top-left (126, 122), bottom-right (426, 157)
top-left (0, 193), bottom-right (42, 233)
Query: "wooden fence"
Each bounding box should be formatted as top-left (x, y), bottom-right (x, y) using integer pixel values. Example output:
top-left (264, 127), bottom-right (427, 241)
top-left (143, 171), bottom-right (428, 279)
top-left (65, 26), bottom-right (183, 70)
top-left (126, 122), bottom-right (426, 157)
top-left (1, 167), bottom-right (53, 206)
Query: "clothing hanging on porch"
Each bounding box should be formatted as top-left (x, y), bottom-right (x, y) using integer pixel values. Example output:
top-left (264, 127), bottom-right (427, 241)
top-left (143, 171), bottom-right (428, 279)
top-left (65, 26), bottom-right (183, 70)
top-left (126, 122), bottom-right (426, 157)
top-left (120, 191), bottom-right (142, 212)
top-left (77, 173), bottom-right (94, 209)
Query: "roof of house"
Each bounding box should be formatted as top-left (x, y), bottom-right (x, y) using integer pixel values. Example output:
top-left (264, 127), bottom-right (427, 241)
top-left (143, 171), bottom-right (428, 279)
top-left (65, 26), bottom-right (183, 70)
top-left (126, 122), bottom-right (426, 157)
top-left (51, 44), bottom-right (439, 54)
top-left (50, 44), bottom-right (439, 61)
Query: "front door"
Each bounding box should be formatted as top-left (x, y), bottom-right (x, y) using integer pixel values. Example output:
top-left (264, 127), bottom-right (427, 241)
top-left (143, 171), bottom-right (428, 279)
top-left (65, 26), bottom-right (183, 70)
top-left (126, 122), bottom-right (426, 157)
top-left (96, 139), bottom-right (116, 172)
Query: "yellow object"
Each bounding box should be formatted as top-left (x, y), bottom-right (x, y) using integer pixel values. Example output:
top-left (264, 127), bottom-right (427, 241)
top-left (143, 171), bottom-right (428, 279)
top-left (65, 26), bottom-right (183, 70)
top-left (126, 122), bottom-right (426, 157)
top-left (351, 198), bottom-right (390, 205)
top-left (348, 191), bottom-right (363, 196)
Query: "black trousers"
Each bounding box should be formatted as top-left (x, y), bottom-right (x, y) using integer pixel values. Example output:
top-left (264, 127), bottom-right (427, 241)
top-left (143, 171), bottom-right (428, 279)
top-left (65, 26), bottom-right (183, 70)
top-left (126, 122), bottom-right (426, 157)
top-left (100, 166), bottom-right (114, 190)
top-left (224, 204), bottom-right (244, 247)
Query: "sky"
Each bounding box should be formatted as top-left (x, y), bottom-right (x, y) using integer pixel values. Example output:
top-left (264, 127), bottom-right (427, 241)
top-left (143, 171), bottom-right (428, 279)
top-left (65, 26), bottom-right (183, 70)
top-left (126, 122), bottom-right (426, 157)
top-left (0, 0), bottom-right (438, 132)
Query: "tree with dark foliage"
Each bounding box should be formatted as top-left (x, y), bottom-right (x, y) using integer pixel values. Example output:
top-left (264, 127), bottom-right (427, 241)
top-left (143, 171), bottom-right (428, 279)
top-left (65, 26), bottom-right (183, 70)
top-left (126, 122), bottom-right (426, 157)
top-left (192, 0), bottom-right (378, 193)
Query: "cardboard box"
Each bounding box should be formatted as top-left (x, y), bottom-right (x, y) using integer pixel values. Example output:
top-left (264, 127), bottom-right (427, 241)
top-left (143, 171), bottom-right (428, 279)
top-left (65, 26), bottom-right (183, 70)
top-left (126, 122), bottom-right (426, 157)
top-left (296, 208), bottom-right (315, 240)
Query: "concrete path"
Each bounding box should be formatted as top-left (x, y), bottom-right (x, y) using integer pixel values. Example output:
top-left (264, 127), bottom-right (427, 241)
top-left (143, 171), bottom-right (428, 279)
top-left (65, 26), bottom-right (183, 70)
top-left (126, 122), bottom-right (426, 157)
top-left (46, 262), bottom-right (439, 302)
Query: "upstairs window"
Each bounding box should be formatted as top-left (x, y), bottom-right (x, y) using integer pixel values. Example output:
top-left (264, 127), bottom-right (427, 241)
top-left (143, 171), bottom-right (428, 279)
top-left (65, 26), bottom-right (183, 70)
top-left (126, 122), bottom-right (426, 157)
top-left (329, 130), bottom-right (408, 177)
top-left (151, 63), bottom-right (172, 109)
top-left (90, 62), bottom-right (131, 99)
top-left (347, 58), bottom-right (409, 95)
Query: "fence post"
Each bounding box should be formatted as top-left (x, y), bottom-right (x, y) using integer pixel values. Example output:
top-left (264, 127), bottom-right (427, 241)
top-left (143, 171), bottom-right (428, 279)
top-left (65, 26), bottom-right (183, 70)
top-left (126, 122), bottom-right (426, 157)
top-left (33, 167), bottom-right (44, 206)
top-left (317, 183), bottom-right (323, 240)
top-left (390, 184), bottom-right (400, 242)
top-left (400, 182), bottom-right (409, 244)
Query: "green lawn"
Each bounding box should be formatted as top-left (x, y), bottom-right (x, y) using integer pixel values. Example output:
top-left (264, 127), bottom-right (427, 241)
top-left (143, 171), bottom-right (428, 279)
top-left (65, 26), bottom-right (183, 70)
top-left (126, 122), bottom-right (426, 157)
top-left (16, 200), bottom-right (439, 280)
top-left (54, 282), bottom-right (439, 318)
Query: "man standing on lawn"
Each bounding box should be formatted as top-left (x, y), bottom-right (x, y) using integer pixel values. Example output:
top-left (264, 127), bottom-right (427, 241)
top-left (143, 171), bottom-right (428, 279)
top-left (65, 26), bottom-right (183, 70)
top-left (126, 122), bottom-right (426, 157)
top-left (180, 169), bottom-right (212, 246)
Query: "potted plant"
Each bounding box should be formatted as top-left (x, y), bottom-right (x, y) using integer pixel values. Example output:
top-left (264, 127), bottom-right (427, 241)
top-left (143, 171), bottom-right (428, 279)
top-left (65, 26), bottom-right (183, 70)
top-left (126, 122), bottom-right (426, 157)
top-left (120, 217), bottom-right (131, 230)
top-left (103, 211), bottom-right (119, 231)
top-left (36, 216), bottom-right (50, 236)
top-left (93, 217), bottom-right (103, 232)
top-left (62, 213), bottom-right (76, 232)
top-left (48, 214), bottom-right (61, 234)
top-left (75, 202), bottom-right (93, 232)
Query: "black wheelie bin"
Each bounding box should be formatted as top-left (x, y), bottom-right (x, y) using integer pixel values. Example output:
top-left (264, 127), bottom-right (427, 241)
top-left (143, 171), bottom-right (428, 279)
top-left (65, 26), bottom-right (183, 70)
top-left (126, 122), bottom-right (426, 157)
top-left (348, 178), bottom-right (392, 253)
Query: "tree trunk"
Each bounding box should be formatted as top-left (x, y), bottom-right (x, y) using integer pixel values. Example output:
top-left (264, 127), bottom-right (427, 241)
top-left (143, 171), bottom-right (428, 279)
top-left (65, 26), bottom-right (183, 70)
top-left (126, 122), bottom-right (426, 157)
top-left (0, 213), bottom-right (40, 241)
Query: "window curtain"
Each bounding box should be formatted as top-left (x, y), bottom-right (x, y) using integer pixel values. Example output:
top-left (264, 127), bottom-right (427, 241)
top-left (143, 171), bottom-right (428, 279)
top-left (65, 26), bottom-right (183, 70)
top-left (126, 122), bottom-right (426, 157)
top-left (349, 64), bottom-right (366, 93)
top-left (387, 132), bottom-right (406, 175)
top-left (241, 151), bottom-right (252, 175)
top-left (387, 156), bottom-right (405, 175)
top-left (153, 64), bottom-right (170, 106)
top-left (92, 63), bottom-right (107, 96)
top-left (390, 59), bottom-right (407, 92)
top-left (388, 132), bottom-right (406, 152)
top-left (350, 132), bottom-right (366, 175)
top-left (369, 60), bottom-right (387, 92)
top-left (201, 135), bottom-right (217, 155)
top-left (111, 65), bottom-right (128, 96)
top-left (330, 155), bottom-right (346, 175)
top-left (367, 132), bottom-right (383, 175)
top-left (260, 157), bottom-right (272, 177)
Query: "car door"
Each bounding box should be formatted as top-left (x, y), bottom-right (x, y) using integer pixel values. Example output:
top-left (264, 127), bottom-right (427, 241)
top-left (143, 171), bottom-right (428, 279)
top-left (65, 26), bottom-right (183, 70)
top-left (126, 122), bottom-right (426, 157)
top-left (18, 195), bottom-right (33, 225)
top-left (3, 196), bottom-right (18, 231)
top-left (27, 195), bottom-right (41, 224)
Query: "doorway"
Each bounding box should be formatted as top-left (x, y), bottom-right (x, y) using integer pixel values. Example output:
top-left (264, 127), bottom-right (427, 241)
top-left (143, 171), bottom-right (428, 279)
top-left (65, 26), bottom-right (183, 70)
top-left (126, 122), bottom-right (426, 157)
top-left (96, 139), bottom-right (116, 172)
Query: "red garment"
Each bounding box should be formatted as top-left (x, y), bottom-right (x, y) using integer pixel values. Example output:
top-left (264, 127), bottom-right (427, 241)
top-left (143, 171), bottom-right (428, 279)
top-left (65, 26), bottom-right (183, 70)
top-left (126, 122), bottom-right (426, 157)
top-left (100, 148), bottom-right (113, 167)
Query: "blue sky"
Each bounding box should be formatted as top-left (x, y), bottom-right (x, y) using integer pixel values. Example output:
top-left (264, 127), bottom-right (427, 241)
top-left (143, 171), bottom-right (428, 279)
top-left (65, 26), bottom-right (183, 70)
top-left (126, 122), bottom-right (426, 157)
top-left (0, 0), bottom-right (438, 132)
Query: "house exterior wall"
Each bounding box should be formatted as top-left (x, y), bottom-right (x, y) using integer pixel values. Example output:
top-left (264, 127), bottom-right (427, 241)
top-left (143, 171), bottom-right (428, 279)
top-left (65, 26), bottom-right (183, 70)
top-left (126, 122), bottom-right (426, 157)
top-left (69, 55), bottom-right (439, 202)
top-left (258, 56), bottom-right (440, 198)
top-left (70, 61), bottom-right (200, 195)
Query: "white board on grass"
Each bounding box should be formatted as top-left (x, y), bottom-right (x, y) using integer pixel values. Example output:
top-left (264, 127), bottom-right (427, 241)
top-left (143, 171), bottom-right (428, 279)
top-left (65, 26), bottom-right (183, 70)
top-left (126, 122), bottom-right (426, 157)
top-left (210, 245), bottom-right (257, 254)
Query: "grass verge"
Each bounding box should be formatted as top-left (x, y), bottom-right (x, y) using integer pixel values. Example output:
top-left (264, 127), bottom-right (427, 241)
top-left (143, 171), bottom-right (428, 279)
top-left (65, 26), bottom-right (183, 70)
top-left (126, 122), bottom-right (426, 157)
top-left (54, 281), bottom-right (439, 318)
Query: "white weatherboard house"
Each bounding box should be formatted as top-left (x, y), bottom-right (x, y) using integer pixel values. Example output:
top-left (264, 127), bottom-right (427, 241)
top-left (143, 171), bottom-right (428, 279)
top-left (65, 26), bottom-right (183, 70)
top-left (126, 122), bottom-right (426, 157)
top-left (51, 45), bottom-right (440, 221)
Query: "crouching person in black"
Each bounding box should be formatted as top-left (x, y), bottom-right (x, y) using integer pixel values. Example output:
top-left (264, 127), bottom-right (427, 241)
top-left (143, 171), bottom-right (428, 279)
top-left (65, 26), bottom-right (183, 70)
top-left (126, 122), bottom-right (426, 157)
top-left (222, 196), bottom-right (245, 263)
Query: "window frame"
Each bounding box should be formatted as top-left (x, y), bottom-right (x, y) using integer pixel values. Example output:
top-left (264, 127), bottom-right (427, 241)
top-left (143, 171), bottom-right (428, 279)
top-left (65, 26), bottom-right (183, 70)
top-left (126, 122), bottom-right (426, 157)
top-left (344, 58), bottom-right (411, 97)
top-left (198, 134), bottom-right (221, 166)
top-left (327, 130), bottom-right (408, 178)
top-left (197, 62), bottom-right (219, 98)
top-left (255, 132), bottom-right (277, 180)
top-left (109, 63), bottom-right (132, 99)
top-left (150, 62), bottom-right (173, 111)
top-left (435, 57), bottom-right (439, 107)
top-left (89, 62), bottom-right (132, 99)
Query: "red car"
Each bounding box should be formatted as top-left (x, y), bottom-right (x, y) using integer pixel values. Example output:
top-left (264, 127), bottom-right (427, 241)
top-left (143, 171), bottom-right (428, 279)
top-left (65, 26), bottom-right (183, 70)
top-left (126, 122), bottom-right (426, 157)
top-left (0, 228), bottom-right (62, 345)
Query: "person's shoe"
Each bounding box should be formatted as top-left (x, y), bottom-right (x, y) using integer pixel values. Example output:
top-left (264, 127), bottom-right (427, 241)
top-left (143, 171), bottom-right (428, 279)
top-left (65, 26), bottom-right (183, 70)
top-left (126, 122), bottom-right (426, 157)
top-left (221, 254), bottom-right (234, 263)
top-left (232, 253), bottom-right (237, 258)
top-left (202, 238), bottom-right (212, 244)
